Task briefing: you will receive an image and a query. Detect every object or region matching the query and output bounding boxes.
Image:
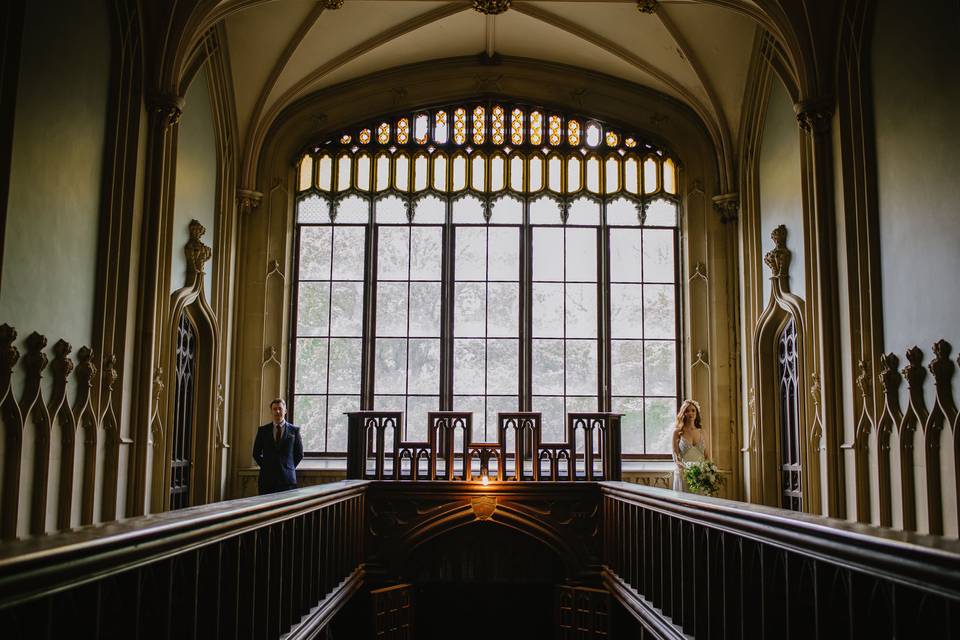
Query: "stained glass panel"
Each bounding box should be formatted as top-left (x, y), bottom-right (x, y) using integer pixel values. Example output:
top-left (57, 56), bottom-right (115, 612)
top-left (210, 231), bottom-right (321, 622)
top-left (492, 105), bottom-right (505, 145)
top-left (473, 106), bottom-right (485, 145)
top-left (511, 108), bottom-right (524, 144)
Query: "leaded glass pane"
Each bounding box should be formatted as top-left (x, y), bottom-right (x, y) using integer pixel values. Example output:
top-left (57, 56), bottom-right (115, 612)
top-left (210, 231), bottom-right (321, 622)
top-left (375, 338), bottom-right (406, 394)
top-left (395, 154), bottom-right (410, 192)
top-left (337, 154), bottom-right (351, 191)
top-left (533, 227), bottom-right (564, 279)
top-left (298, 282), bottom-right (330, 336)
top-left (490, 155), bottom-right (506, 191)
top-left (375, 154), bottom-right (390, 191)
top-left (529, 156), bottom-right (544, 192)
top-left (454, 282), bottom-right (485, 336)
top-left (511, 108), bottom-right (524, 144)
top-left (491, 196), bottom-right (522, 225)
top-left (452, 154), bottom-right (468, 191)
top-left (326, 394), bottom-right (358, 452)
top-left (644, 284), bottom-right (675, 339)
top-left (454, 108), bottom-right (467, 145)
top-left (663, 158), bottom-right (677, 194)
top-left (532, 339), bottom-right (563, 394)
top-left (376, 194), bottom-right (407, 224)
top-left (376, 281), bottom-right (408, 337)
top-left (377, 226), bottom-right (409, 279)
top-left (532, 283), bottom-right (564, 338)
top-left (645, 198), bottom-right (677, 227)
top-left (610, 228), bottom-right (642, 281)
top-left (565, 340), bottom-right (597, 395)
top-left (356, 154), bottom-right (371, 191)
top-left (586, 157), bottom-right (601, 194)
top-left (625, 157), bottom-right (639, 194)
top-left (410, 226), bottom-right (443, 278)
top-left (530, 111), bottom-right (543, 145)
top-left (487, 339), bottom-right (518, 394)
top-left (414, 114), bottom-right (429, 144)
top-left (330, 281), bottom-right (363, 336)
top-left (396, 118), bottom-right (409, 144)
top-left (488, 226), bottom-right (519, 279)
top-left (644, 341), bottom-right (676, 395)
top-left (548, 156), bottom-right (562, 193)
top-left (568, 120), bottom-right (581, 146)
top-left (643, 157), bottom-right (659, 194)
top-left (298, 155), bottom-right (313, 192)
top-left (473, 106), bottom-right (485, 145)
top-left (611, 341), bottom-right (644, 395)
top-left (565, 284), bottom-right (597, 338)
top-left (413, 154), bottom-right (429, 191)
top-left (643, 228), bottom-right (675, 281)
top-left (298, 226), bottom-right (332, 278)
top-left (377, 122), bottom-right (390, 144)
top-left (409, 282), bottom-right (441, 336)
top-left (297, 195), bottom-right (331, 224)
top-left (454, 338), bottom-right (485, 392)
top-left (610, 284), bottom-right (643, 339)
top-left (318, 154), bottom-right (333, 191)
top-left (295, 338), bottom-right (327, 394)
top-left (510, 155), bottom-right (524, 191)
top-left (433, 153), bottom-right (448, 192)
top-left (331, 225), bottom-right (365, 278)
top-left (327, 338), bottom-right (361, 394)
top-left (487, 283), bottom-right (519, 336)
top-left (612, 396), bottom-right (644, 453)
top-left (435, 110), bottom-right (448, 144)
top-left (407, 338), bottom-right (440, 394)
top-left (415, 194), bottom-right (446, 225)
top-left (567, 156), bottom-right (582, 193)
top-left (605, 156), bottom-right (620, 194)
top-left (585, 123), bottom-right (601, 147)
top-left (548, 115), bottom-right (562, 146)
top-left (644, 397), bottom-right (675, 453)
top-left (565, 227), bottom-right (597, 280)
top-left (492, 105), bottom-right (505, 145)
top-left (471, 154), bottom-right (486, 191)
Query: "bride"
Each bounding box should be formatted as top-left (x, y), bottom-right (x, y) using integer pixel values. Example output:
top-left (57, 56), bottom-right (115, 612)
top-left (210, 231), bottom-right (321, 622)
top-left (672, 399), bottom-right (709, 492)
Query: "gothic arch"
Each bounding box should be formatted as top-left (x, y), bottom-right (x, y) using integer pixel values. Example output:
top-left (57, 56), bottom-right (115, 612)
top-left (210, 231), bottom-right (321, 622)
top-left (750, 225), bottom-right (819, 511)
top-left (151, 221), bottom-right (222, 512)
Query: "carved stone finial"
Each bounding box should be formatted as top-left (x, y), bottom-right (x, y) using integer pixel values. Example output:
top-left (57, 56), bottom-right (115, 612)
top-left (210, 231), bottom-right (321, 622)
top-left (75, 346), bottom-right (97, 387)
top-left (51, 339), bottom-right (74, 383)
top-left (23, 332), bottom-right (49, 378)
top-left (763, 224), bottom-right (791, 278)
top-left (712, 193), bottom-right (739, 224)
top-left (795, 99), bottom-right (833, 135)
top-left (237, 189), bottom-right (263, 215)
top-left (0, 324), bottom-right (19, 376)
top-left (856, 359), bottom-right (870, 399)
top-left (105, 354), bottom-right (119, 393)
top-left (473, 0), bottom-right (510, 15)
top-left (636, 0), bottom-right (658, 14)
top-left (878, 352), bottom-right (901, 397)
top-left (902, 346), bottom-right (926, 389)
top-left (185, 219), bottom-right (213, 282)
top-left (928, 339), bottom-right (954, 388)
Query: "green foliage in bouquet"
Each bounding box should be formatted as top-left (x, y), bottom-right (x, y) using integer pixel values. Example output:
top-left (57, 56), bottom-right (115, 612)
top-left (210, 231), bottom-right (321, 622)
top-left (683, 460), bottom-right (723, 496)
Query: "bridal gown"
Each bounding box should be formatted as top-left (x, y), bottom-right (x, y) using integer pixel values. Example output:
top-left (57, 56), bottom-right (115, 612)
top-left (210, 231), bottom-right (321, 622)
top-left (672, 437), bottom-right (706, 492)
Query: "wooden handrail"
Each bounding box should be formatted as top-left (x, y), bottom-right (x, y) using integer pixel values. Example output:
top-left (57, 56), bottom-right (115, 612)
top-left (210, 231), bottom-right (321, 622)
top-left (0, 481), bottom-right (369, 639)
top-left (601, 482), bottom-right (960, 638)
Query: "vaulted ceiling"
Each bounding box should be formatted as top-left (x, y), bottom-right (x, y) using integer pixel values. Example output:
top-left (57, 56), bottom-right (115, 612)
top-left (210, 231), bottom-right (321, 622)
top-left (219, 1), bottom-right (759, 181)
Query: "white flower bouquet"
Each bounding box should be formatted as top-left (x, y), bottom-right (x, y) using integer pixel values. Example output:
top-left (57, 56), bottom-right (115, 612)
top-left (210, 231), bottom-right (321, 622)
top-left (683, 459), bottom-right (723, 496)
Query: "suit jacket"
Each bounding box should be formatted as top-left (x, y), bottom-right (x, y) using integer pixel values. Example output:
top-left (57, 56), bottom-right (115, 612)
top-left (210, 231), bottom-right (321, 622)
top-left (252, 421), bottom-right (304, 494)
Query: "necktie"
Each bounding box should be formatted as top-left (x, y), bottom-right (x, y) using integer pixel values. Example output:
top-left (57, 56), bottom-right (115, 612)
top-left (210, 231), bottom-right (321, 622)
top-left (275, 423), bottom-right (282, 442)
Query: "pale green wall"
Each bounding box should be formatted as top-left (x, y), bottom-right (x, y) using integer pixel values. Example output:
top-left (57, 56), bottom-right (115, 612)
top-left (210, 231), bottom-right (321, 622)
top-left (0, 0), bottom-right (110, 355)
top-left (758, 77), bottom-right (805, 307)
top-left (172, 66), bottom-right (217, 296)
top-left (873, 0), bottom-right (960, 405)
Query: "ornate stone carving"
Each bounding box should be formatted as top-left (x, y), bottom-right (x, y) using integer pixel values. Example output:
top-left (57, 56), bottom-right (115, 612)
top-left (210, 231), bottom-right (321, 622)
top-left (75, 347), bottom-right (97, 389)
top-left (927, 339), bottom-right (953, 386)
top-left (390, 87), bottom-right (408, 107)
top-left (878, 353), bottom-right (901, 399)
top-left (0, 324), bottom-right (20, 388)
top-left (51, 340), bottom-right (74, 385)
top-left (856, 359), bottom-right (870, 399)
top-left (693, 350), bottom-right (709, 368)
top-left (473, 74), bottom-right (503, 93)
top-left (104, 354), bottom-right (119, 393)
top-left (266, 259), bottom-right (284, 279)
top-left (471, 496), bottom-right (497, 520)
top-left (636, 0), bottom-right (658, 14)
top-left (795, 99), bottom-right (833, 135)
top-left (901, 346), bottom-right (926, 391)
top-left (569, 88), bottom-right (587, 107)
top-left (321, 0), bottom-right (344, 9)
top-left (711, 193), bottom-right (739, 224)
top-left (148, 93), bottom-right (185, 129)
top-left (689, 261), bottom-right (707, 282)
top-left (810, 373), bottom-right (822, 408)
top-left (473, 0), bottom-right (511, 15)
top-left (237, 189), bottom-right (263, 215)
top-left (185, 219), bottom-right (212, 282)
top-left (687, 179), bottom-right (705, 197)
top-left (23, 332), bottom-right (48, 381)
top-left (763, 224), bottom-right (791, 278)
top-left (153, 366), bottom-right (165, 404)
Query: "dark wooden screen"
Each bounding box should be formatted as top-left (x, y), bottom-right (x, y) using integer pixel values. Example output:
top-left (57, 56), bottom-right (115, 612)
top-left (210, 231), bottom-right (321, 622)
top-left (777, 318), bottom-right (801, 511)
top-left (170, 311), bottom-right (197, 510)
top-left (372, 584), bottom-right (414, 639)
top-left (557, 585), bottom-right (610, 639)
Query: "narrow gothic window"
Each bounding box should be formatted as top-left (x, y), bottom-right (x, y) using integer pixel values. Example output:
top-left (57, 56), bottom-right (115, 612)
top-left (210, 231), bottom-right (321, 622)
top-left (778, 318), bottom-right (801, 511)
top-left (170, 311), bottom-right (197, 510)
top-left (291, 101), bottom-right (681, 457)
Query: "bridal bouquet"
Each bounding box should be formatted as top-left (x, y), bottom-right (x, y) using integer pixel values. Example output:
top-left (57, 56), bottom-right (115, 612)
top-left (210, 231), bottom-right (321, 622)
top-left (683, 460), bottom-right (723, 496)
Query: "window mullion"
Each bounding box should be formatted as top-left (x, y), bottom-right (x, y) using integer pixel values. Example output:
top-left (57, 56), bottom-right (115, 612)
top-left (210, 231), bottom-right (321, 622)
top-left (361, 198), bottom-right (377, 410)
top-left (439, 195), bottom-right (455, 410)
top-left (599, 204), bottom-right (611, 413)
top-left (520, 195), bottom-right (532, 412)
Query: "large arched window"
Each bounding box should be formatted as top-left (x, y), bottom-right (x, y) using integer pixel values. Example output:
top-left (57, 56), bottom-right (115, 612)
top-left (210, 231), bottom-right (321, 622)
top-left (291, 101), bottom-right (680, 457)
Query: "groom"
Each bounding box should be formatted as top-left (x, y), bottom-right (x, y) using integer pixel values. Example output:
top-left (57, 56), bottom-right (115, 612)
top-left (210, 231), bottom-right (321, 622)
top-left (252, 398), bottom-right (304, 494)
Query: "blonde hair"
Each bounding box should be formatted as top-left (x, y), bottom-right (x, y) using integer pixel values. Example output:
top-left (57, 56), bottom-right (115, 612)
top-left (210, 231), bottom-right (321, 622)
top-left (675, 399), bottom-right (702, 432)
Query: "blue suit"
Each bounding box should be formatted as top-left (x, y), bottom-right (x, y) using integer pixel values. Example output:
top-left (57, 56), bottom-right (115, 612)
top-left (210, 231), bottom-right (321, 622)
top-left (252, 421), bottom-right (304, 494)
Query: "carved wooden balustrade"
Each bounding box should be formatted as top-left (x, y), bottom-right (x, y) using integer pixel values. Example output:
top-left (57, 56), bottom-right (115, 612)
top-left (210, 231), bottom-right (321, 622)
top-left (346, 410), bottom-right (622, 482)
top-left (0, 481), bottom-right (367, 640)
top-left (601, 482), bottom-right (960, 639)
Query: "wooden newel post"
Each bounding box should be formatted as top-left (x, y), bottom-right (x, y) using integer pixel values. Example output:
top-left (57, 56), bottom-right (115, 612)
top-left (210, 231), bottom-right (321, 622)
top-left (605, 414), bottom-right (623, 481)
top-left (346, 412), bottom-right (363, 479)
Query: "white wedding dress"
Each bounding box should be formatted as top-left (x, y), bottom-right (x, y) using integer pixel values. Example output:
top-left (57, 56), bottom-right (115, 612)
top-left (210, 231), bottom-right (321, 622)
top-left (673, 437), bottom-right (706, 492)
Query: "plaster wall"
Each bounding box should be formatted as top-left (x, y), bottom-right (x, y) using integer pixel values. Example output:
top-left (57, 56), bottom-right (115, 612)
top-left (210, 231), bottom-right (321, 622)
top-left (172, 66), bottom-right (217, 296)
top-left (758, 77), bottom-right (805, 306)
top-left (872, 0), bottom-right (960, 536)
top-left (0, 0), bottom-right (109, 366)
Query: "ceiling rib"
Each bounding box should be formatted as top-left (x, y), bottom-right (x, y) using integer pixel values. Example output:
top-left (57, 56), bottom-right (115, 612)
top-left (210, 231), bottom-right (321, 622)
top-left (242, 2), bottom-right (329, 162)
top-left (653, 6), bottom-right (734, 189)
top-left (242, 2), bottom-right (472, 184)
top-left (510, 3), bottom-right (725, 158)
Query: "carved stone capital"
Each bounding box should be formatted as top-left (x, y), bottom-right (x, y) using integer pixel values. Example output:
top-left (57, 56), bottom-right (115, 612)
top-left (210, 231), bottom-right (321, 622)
top-left (763, 224), bottom-right (791, 278)
top-left (795, 99), bottom-right (833, 135)
top-left (810, 373), bottom-right (822, 408)
top-left (153, 367), bottom-right (165, 403)
top-left (473, 0), bottom-right (510, 15)
top-left (636, 1), bottom-right (658, 14)
top-left (51, 339), bottom-right (74, 384)
top-left (147, 92), bottom-right (185, 129)
top-left (711, 193), bottom-right (739, 224)
top-left (185, 219), bottom-right (213, 282)
top-left (237, 189), bottom-right (263, 215)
